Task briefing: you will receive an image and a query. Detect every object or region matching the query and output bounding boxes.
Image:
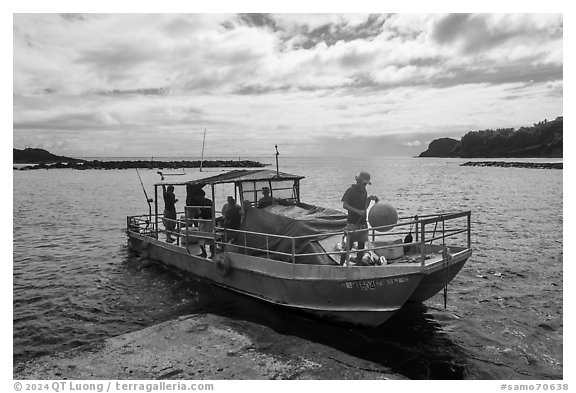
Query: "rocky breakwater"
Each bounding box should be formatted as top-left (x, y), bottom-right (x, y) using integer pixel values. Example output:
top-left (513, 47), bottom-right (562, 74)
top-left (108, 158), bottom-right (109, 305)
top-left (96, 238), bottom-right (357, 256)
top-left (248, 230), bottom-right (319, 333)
top-left (461, 161), bottom-right (562, 170)
top-left (15, 159), bottom-right (266, 170)
top-left (14, 148), bottom-right (267, 170)
top-left (13, 314), bottom-right (404, 380)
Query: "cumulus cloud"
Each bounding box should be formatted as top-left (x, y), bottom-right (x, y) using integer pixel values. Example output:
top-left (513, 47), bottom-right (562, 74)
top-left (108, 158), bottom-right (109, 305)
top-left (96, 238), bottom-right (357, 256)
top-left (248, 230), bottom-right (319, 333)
top-left (13, 13), bottom-right (563, 95)
top-left (12, 13), bottom-right (563, 157)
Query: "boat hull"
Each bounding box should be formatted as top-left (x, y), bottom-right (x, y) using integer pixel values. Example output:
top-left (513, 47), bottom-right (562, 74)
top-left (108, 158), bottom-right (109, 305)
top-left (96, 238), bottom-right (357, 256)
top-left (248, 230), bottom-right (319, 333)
top-left (408, 250), bottom-right (471, 302)
top-left (128, 233), bottom-right (423, 327)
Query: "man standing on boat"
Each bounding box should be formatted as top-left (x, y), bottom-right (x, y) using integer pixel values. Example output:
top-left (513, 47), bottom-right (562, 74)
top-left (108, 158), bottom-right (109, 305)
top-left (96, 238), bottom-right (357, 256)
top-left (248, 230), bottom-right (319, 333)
top-left (185, 183), bottom-right (205, 228)
top-left (160, 174), bottom-right (178, 243)
top-left (340, 171), bottom-right (379, 265)
top-left (196, 192), bottom-right (215, 258)
top-left (221, 196), bottom-right (242, 243)
top-left (222, 196), bottom-right (242, 230)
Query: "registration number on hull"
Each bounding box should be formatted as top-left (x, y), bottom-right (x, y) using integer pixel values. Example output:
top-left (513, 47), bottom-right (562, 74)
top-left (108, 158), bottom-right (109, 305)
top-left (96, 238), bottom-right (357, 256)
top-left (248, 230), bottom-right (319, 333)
top-left (343, 277), bottom-right (410, 291)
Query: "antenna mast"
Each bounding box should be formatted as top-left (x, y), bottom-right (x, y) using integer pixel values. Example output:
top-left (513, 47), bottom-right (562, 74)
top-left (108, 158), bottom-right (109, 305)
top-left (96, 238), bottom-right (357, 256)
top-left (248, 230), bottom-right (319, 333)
top-left (275, 145), bottom-right (280, 177)
top-left (200, 129), bottom-right (207, 172)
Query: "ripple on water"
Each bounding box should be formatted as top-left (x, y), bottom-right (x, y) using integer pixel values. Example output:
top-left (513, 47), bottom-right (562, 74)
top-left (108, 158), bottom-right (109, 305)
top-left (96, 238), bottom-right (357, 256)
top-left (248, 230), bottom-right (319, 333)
top-left (12, 160), bottom-right (563, 379)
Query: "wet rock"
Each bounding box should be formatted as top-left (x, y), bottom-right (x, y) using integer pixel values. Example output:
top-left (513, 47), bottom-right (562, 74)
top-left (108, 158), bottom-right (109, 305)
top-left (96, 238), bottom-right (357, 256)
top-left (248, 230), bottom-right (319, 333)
top-left (13, 314), bottom-right (405, 380)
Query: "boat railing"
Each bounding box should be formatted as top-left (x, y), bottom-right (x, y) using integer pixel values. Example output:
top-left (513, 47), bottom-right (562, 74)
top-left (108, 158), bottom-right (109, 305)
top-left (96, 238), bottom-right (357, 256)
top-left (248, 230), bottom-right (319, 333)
top-left (212, 211), bottom-right (471, 266)
top-left (126, 214), bottom-right (157, 236)
top-left (167, 205), bottom-right (217, 247)
top-left (221, 227), bottom-right (298, 260)
top-left (127, 204), bottom-right (217, 247)
top-left (127, 210), bottom-right (471, 267)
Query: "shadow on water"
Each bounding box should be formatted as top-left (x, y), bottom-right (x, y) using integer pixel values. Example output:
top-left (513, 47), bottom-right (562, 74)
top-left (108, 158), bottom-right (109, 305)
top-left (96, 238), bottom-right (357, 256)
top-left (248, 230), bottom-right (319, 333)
top-left (209, 287), bottom-right (468, 379)
top-left (138, 258), bottom-right (471, 380)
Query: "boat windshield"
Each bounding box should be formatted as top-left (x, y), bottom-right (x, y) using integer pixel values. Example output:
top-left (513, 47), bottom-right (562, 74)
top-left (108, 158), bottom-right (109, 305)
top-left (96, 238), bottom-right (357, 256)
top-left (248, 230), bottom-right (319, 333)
top-left (241, 179), bottom-right (299, 207)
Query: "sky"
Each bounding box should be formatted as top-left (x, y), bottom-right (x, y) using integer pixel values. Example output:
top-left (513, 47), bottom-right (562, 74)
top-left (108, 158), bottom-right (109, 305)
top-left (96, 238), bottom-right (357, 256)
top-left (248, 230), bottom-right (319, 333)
top-left (12, 12), bottom-right (563, 158)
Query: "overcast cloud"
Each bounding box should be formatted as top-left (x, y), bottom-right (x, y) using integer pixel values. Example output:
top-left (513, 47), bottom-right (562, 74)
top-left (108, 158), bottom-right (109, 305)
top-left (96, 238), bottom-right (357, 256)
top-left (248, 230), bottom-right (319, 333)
top-left (13, 13), bottom-right (563, 158)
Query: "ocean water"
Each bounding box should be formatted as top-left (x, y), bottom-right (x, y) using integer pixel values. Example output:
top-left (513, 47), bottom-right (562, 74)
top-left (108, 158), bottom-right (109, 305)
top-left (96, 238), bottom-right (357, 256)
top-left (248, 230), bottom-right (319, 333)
top-left (12, 157), bottom-right (563, 379)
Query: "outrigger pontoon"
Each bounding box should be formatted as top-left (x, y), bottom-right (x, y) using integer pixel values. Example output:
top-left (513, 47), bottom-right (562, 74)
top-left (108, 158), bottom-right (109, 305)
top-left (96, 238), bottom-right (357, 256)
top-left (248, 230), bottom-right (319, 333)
top-left (127, 169), bottom-right (472, 327)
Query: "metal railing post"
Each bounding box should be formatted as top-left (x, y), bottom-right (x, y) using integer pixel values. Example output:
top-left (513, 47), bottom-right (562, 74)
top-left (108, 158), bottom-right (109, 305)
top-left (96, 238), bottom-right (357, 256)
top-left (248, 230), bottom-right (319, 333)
top-left (154, 186), bottom-right (159, 239)
top-left (420, 221), bottom-right (426, 267)
top-left (211, 185), bottom-right (217, 255)
top-left (176, 217), bottom-right (180, 246)
top-left (291, 237), bottom-right (296, 264)
top-left (344, 231), bottom-right (351, 266)
top-left (467, 212), bottom-right (471, 249)
top-left (244, 232), bottom-right (247, 255)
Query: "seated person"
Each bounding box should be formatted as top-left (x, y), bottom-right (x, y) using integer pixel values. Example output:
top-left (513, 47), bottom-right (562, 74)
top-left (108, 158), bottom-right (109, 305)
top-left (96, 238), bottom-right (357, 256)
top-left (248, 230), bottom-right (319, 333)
top-left (257, 187), bottom-right (276, 208)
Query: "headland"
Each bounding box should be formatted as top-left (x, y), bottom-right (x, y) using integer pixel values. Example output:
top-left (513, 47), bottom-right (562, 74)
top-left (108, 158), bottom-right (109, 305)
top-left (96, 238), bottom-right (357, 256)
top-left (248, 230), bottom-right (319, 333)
top-left (418, 117), bottom-right (563, 159)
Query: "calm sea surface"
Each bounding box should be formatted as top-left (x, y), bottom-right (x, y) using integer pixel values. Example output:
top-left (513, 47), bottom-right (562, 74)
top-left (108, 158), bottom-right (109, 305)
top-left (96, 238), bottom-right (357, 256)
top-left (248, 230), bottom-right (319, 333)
top-left (12, 157), bottom-right (563, 379)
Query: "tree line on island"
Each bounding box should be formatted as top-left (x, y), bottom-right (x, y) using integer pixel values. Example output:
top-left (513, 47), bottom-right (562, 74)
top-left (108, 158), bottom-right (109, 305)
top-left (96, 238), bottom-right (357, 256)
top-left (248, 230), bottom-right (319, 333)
top-left (13, 148), bottom-right (266, 170)
top-left (419, 116), bottom-right (563, 159)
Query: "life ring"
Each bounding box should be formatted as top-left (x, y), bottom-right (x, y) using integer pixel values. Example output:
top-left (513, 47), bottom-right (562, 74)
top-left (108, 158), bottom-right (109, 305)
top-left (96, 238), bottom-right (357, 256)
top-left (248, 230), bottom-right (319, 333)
top-left (214, 254), bottom-right (231, 277)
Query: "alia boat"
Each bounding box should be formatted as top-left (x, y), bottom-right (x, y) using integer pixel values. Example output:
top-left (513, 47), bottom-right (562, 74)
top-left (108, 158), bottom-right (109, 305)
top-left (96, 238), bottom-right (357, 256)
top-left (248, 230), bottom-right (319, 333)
top-left (126, 169), bottom-right (472, 327)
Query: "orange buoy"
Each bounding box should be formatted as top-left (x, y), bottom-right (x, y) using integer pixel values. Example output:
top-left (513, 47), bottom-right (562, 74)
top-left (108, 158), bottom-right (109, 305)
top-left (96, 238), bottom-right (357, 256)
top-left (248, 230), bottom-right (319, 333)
top-left (368, 203), bottom-right (398, 232)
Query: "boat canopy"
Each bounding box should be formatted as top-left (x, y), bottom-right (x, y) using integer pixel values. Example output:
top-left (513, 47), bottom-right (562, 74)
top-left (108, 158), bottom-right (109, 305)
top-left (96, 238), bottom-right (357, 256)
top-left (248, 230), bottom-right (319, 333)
top-left (154, 169), bottom-right (304, 187)
top-left (187, 169), bottom-right (304, 186)
top-left (154, 169), bottom-right (305, 208)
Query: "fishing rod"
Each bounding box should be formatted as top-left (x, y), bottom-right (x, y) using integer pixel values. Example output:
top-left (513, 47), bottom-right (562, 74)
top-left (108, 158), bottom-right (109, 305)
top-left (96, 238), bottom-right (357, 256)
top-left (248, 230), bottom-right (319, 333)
top-left (135, 168), bottom-right (153, 224)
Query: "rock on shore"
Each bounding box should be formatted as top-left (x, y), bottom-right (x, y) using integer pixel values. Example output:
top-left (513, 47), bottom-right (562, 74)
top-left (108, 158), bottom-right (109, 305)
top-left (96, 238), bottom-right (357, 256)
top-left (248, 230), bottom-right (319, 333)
top-left (460, 161), bottom-right (562, 169)
top-left (13, 314), bottom-right (404, 380)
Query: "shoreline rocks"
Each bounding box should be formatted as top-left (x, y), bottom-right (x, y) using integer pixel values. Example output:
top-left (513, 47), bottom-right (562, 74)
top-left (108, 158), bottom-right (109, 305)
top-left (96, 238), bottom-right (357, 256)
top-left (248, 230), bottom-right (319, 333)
top-left (13, 314), bottom-right (404, 380)
top-left (460, 161), bottom-right (562, 170)
top-left (14, 159), bottom-right (267, 171)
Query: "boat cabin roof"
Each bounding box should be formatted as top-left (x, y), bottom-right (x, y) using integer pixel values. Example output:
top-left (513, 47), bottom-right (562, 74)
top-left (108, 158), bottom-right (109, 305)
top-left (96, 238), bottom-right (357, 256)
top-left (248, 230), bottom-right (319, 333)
top-left (156, 169), bottom-right (304, 187)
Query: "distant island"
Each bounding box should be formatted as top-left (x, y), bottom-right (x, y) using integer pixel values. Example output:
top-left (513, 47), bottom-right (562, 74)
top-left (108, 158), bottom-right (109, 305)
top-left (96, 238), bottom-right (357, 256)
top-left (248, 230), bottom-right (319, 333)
top-left (13, 148), bottom-right (266, 170)
top-left (419, 117), bottom-right (563, 158)
top-left (14, 148), bottom-right (85, 164)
